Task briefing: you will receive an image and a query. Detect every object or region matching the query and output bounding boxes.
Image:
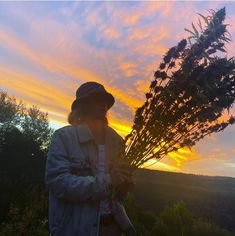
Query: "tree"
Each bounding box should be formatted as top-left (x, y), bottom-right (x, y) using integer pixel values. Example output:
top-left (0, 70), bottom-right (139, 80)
top-left (0, 90), bottom-right (54, 154)
top-left (0, 90), bottom-right (54, 223)
top-left (20, 105), bottom-right (54, 153)
top-left (151, 202), bottom-right (194, 236)
top-left (0, 91), bottom-right (25, 126)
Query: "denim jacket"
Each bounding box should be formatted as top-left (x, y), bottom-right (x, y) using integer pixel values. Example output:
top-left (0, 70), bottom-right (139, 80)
top-left (45, 123), bottom-right (134, 236)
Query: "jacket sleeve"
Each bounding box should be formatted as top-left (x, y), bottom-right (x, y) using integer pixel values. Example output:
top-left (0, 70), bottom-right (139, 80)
top-left (45, 130), bottom-right (111, 203)
top-left (115, 136), bottom-right (132, 201)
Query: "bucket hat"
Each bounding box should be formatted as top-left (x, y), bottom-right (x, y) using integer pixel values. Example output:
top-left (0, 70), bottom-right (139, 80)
top-left (71, 81), bottom-right (115, 111)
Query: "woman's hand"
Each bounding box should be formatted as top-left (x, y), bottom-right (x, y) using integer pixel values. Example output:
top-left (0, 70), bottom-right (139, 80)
top-left (110, 165), bottom-right (130, 187)
top-left (110, 162), bottom-right (135, 197)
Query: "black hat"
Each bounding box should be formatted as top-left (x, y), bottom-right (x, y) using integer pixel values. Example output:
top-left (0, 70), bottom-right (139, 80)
top-left (71, 81), bottom-right (115, 111)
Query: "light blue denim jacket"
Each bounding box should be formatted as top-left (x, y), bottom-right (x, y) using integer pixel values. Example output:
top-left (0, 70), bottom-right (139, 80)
top-left (45, 123), bottom-right (134, 236)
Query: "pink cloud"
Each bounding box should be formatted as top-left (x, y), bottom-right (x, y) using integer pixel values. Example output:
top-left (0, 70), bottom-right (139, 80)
top-left (101, 26), bottom-right (121, 41)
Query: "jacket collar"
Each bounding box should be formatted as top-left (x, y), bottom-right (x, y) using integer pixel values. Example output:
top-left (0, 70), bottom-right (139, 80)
top-left (75, 122), bottom-right (116, 144)
top-left (75, 122), bottom-right (121, 169)
top-left (75, 123), bottom-right (95, 143)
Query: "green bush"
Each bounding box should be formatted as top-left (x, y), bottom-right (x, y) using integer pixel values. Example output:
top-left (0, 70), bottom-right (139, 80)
top-left (0, 188), bottom-right (48, 236)
top-left (150, 201), bottom-right (193, 236)
top-left (190, 218), bottom-right (232, 236)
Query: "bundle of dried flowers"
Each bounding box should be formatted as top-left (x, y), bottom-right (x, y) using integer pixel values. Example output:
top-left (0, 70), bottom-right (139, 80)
top-left (119, 8), bottom-right (235, 174)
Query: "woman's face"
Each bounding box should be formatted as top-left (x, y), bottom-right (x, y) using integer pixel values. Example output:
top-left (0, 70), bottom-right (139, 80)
top-left (85, 94), bottom-right (108, 120)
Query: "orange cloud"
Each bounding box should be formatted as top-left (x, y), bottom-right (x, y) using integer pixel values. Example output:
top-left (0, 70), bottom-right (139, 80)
top-left (108, 2), bottom-right (172, 27)
top-left (135, 79), bottom-right (150, 94)
top-left (65, 66), bottom-right (143, 109)
top-left (130, 30), bottom-right (169, 57)
top-left (84, 7), bottom-right (103, 26)
top-left (0, 65), bottom-right (71, 115)
top-left (119, 61), bottom-right (137, 77)
top-left (128, 27), bottom-right (151, 42)
top-left (208, 148), bottom-right (229, 159)
top-left (0, 25), bottom-right (144, 113)
top-left (108, 116), bottom-right (132, 138)
top-left (0, 63), bottom-right (135, 137)
top-left (141, 159), bottom-right (181, 173)
top-left (167, 147), bottom-right (199, 167)
top-left (102, 26), bottom-right (121, 41)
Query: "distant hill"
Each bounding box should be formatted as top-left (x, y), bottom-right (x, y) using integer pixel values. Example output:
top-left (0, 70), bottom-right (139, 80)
top-left (132, 168), bottom-right (235, 231)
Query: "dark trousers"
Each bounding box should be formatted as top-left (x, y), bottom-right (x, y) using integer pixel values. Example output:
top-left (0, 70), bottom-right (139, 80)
top-left (99, 221), bottom-right (122, 236)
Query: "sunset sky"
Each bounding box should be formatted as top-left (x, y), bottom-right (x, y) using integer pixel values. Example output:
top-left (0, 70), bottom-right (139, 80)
top-left (0, 1), bottom-right (235, 177)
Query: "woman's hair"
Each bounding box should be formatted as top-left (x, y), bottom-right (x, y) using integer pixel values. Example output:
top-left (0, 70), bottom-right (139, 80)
top-left (67, 102), bottom-right (108, 126)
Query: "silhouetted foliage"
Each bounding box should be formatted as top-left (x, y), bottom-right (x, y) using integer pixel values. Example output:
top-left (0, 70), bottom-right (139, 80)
top-left (0, 91), bottom-right (25, 125)
top-left (0, 91), bottom-right (54, 225)
top-left (0, 188), bottom-right (48, 236)
top-left (0, 90), bottom-right (53, 154)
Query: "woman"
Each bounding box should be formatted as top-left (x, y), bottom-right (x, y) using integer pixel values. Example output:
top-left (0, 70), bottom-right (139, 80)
top-left (45, 81), bottom-right (135, 236)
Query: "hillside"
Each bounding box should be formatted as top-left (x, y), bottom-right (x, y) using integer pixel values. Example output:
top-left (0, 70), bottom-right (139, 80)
top-left (132, 169), bottom-right (235, 231)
